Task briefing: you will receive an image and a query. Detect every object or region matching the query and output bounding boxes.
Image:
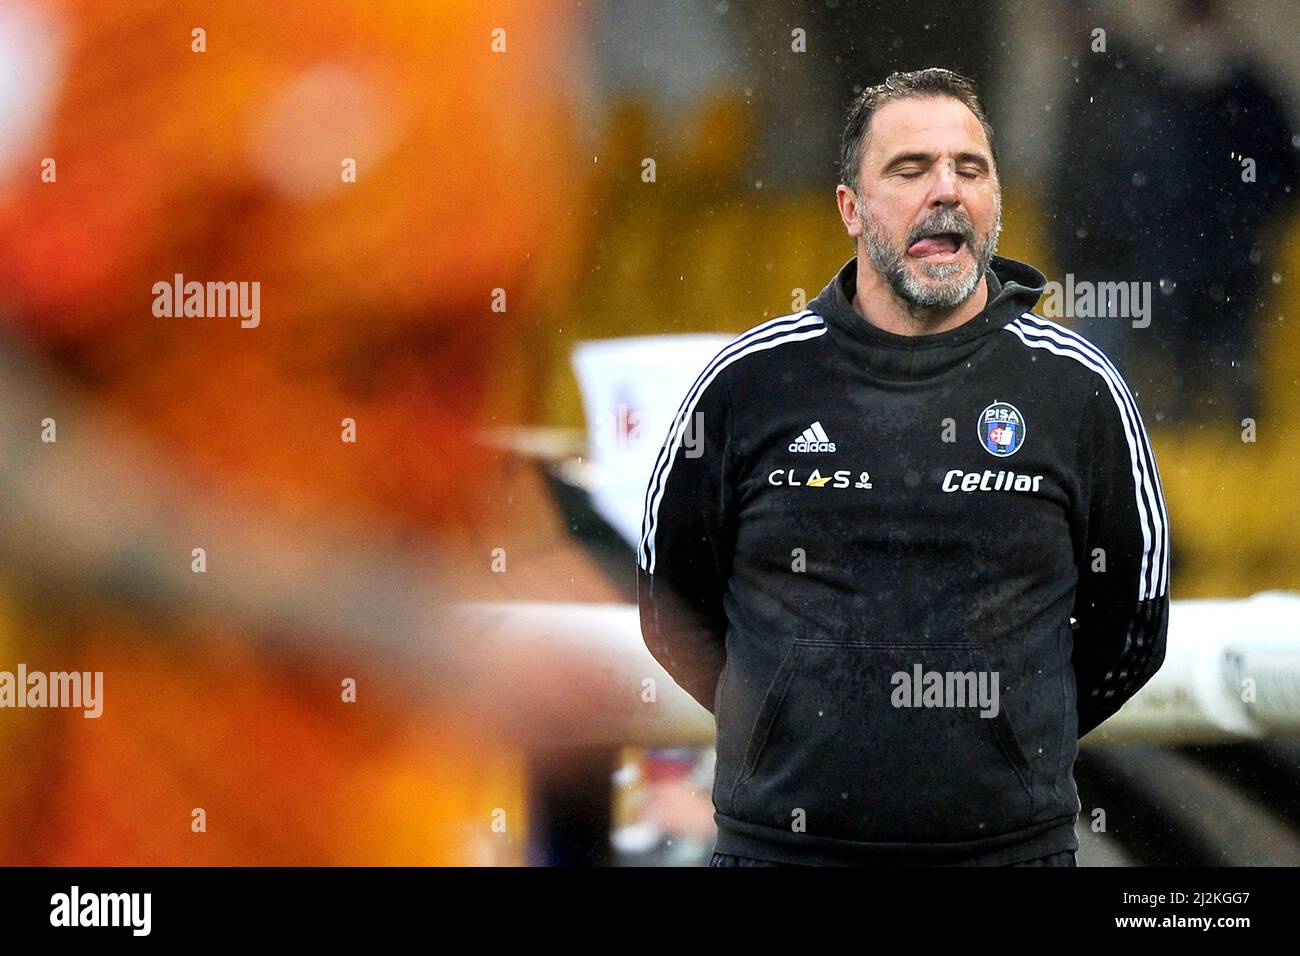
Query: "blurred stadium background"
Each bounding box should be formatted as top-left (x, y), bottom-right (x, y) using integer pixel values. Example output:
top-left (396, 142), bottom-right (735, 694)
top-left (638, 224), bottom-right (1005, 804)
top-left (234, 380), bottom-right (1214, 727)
top-left (0, 0), bottom-right (1298, 866)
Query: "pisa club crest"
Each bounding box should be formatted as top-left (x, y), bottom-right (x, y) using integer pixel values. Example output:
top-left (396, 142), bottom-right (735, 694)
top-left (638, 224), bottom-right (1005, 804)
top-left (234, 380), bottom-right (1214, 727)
top-left (979, 401), bottom-right (1025, 457)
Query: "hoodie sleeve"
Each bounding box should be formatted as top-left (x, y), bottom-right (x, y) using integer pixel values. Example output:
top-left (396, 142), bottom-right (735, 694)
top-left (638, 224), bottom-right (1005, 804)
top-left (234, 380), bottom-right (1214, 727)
top-left (636, 364), bottom-right (735, 715)
top-left (1071, 371), bottom-right (1171, 739)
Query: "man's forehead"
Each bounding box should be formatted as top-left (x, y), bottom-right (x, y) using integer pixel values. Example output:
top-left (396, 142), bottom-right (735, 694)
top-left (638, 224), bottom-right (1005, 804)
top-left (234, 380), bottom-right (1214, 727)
top-left (862, 96), bottom-right (991, 164)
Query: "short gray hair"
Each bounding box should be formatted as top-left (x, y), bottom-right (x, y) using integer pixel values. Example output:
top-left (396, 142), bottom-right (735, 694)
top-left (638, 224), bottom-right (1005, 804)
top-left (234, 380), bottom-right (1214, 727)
top-left (839, 68), bottom-right (998, 193)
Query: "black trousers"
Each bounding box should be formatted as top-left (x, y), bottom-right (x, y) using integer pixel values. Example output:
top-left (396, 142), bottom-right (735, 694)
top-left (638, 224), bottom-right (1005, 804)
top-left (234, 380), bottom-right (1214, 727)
top-left (708, 849), bottom-right (1077, 867)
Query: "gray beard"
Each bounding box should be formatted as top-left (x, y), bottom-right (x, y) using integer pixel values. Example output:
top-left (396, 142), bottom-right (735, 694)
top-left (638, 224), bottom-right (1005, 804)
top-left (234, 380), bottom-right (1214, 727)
top-left (860, 205), bottom-right (1002, 311)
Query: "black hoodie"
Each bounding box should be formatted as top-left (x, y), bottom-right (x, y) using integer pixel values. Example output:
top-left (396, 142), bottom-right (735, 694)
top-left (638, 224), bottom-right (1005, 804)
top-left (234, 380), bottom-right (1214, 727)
top-left (636, 253), bottom-right (1170, 865)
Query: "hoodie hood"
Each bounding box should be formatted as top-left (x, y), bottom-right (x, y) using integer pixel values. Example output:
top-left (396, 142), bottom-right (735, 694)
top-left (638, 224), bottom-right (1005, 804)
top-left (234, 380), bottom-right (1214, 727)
top-left (807, 254), bottom-right (1047, 382)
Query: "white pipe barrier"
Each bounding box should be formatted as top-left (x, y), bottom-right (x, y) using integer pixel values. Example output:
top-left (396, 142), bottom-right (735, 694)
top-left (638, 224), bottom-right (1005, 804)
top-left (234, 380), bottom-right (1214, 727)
top-left (453, 591), bottom-right (1300, 747)
top-left (1090, 590), bottom-right (1300, 743)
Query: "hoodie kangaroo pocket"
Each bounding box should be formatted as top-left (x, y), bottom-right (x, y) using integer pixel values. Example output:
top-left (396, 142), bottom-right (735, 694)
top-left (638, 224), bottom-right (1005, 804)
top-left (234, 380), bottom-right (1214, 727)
top-left (728, 640), bottom-right (1038, 843)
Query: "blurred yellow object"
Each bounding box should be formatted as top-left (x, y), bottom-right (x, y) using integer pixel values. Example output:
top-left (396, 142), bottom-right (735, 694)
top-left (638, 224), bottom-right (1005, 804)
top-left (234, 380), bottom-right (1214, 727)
top-left (0, 0), bottom-right (593, 865)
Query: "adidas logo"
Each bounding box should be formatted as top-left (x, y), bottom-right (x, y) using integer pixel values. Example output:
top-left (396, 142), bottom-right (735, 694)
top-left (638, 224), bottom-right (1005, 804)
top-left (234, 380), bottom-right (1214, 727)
top-left (788, 421), bottom-right (836, 453)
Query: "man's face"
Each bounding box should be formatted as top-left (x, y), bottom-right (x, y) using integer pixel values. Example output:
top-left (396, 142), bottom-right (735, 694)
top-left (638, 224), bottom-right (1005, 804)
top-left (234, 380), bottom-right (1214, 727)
top-left (848, 96), bottom-right (1002, 311)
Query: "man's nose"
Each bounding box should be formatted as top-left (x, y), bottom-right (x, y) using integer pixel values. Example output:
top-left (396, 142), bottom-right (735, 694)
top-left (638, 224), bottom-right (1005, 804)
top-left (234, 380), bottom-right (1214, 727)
top-left (928, 163), bottom-right (962, 207)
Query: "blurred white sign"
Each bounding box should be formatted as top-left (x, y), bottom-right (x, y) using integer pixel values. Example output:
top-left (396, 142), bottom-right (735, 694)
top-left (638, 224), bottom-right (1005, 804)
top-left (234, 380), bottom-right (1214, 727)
top-left (571, 335), bottom-right (730, 547)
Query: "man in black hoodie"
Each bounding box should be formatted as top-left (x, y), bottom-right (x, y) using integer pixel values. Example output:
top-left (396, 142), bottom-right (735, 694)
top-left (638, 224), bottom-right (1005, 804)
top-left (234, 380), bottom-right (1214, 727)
top-left (636, 68), bottom-right (1170, 866)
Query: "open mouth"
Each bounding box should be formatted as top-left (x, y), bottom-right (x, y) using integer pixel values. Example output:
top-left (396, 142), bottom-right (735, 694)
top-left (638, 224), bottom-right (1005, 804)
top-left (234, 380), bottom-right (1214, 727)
top-left (906, 232), bottom-right (967, 263)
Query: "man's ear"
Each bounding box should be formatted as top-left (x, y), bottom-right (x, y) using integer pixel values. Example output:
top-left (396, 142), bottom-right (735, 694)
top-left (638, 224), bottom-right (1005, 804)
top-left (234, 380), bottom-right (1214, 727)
top-left (837, 184), bottom-right (863, 241)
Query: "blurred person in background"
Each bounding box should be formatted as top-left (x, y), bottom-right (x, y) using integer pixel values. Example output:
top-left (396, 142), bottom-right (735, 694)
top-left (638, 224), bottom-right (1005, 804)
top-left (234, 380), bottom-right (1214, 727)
top-left (1046, 0), bottom-right (1299, 425)
top-left (0, 0), bottom-right (593, 866)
